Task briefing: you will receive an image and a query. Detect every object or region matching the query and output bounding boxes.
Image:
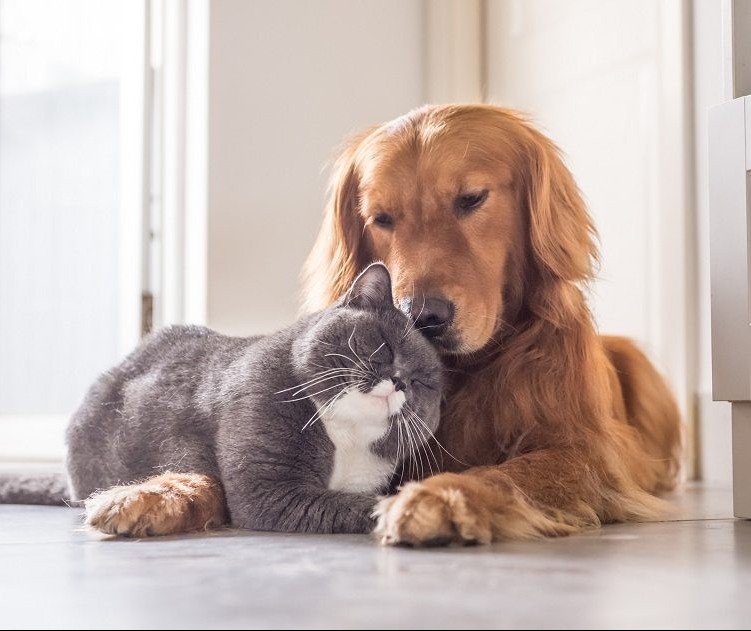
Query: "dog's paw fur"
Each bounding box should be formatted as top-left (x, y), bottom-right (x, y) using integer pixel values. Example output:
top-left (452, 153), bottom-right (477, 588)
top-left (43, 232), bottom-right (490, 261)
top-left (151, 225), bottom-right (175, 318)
top-left (373, 480), bottom-right (493, 547)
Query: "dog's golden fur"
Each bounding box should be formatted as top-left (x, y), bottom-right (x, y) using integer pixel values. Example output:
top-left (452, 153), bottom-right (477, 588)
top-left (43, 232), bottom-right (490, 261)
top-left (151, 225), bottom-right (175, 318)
top-left (305, 104), bottom-right (682, 545)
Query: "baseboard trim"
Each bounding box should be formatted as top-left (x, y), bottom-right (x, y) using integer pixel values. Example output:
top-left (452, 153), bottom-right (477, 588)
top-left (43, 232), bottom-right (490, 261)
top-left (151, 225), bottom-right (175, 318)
top-left (0, 415), bottom-right (66, 462)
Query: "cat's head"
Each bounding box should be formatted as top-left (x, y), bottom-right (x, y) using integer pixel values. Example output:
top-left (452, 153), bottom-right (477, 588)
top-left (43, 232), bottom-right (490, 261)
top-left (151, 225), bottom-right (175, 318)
top-left (294, 263), bottom-right (443, 448)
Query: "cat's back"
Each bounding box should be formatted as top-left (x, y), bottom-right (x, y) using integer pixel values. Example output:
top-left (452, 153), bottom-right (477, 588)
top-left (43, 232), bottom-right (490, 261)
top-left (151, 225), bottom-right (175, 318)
top-left (212, 315), bottom-right (321, 400)
top-left (71, 325), bottom-right (260, 429)
top-left (126, 324), bottom-right (260, 372)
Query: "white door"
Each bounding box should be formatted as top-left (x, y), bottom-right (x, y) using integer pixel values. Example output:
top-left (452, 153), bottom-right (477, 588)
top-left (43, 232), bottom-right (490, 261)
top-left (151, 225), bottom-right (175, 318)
top-left (708, 0), bottom-right (751, 516)
top-left (484, 0), bottom-right (693, 434)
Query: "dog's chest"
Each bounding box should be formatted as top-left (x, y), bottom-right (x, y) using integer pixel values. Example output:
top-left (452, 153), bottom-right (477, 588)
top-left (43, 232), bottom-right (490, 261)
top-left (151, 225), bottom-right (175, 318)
top-left (321, 390), bottom-right (394, 494)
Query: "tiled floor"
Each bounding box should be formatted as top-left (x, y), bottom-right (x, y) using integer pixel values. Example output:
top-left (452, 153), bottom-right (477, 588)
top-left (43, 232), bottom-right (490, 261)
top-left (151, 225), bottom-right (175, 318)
top-left (1, 485), bottom-right (748, 629)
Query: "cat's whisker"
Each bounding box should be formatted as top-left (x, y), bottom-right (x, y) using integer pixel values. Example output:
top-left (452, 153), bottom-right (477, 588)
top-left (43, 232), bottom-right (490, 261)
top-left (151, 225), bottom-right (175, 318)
top-left (308, 360), bottom-right (370, 383)
top-left (385, 415), bottom-right (401, 482)
top-left (309, 338), bottom-right (336, 347)
top-left (404, 408), bottom-right (440, 475)
top-left (401, 293), bottom-right (426, 341)
top-left (310, 380), bottom-right (370, 429)
top-left (408, 416), bottom-right (428, 481)
top-left (309, 360), bottom-right (342, 371)
top-left (366, 342), bottom-right (385, 374)
top-left (347, 327), bottom-right (372, 375)
top-left (300, 387), bottom-right (349, 432)
top-left (401, 411), bottom-right (422, 481)
top-left (283, 379), bottom-right (363, 404)
top-left (395, 410), bottom-right (410, 484)
top-left (411, 429), bottom-right (423, 481)
top-left (415, 323), bottom-right (444, 333)
top-left (301, 377), bottom-right (371, 431)
top-left (286, 371), bottom-right (365, 398)
top-left (421, 423), bottom-right (442, 475)
top-left (274, 372), bottom-right (360, 397)
top-left (323, 352), bottom-right (370, 374)
top-left (401, 413), bottom-right (412, 484)
top-left (394, 411), bottom-right (407, 485)
top-left (274, 368), bottom-right (364, 394)
top-left (402, 419), bottom-right (416, 481)
top-left (405, 408), bottom-right (436, 473)
top-left (405, 404), bottom-right (471, 468)
top-left (395, 411), bottom-right (407, 487)
top-left (398, 414), bottom-right (411, 482)
top-left (290, 377), bottom-right (354, 398)
top-left (400, 280), bottom-right (417, 338)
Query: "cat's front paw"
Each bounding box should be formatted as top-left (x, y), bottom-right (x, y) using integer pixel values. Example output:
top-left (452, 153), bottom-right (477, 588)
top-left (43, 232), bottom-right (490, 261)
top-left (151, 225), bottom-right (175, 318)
top-left (84, 472), bottom-right (225, 537)
top-left (85, 484), bottom-right (168, 536)
top-left (373, 477), bottom-right (493, 547)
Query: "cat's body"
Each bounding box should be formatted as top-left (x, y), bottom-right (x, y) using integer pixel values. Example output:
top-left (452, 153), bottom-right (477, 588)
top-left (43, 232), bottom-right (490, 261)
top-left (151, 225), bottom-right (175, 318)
top-left (62, 264), bottom-right (443, 534)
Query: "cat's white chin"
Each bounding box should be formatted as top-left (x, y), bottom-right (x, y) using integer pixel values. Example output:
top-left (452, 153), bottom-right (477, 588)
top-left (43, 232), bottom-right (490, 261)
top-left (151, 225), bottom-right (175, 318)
top-left (321, 379), bottom-right (403, 494)
top-left (324, 380), bottom-right (405, 432)
top-left (368, 379), bottom-right (406, 417)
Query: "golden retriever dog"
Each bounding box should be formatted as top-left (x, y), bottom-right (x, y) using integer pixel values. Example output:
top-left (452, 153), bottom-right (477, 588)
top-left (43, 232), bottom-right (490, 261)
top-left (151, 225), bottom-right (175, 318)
top-left (304, 104), bottom-right (682, 545)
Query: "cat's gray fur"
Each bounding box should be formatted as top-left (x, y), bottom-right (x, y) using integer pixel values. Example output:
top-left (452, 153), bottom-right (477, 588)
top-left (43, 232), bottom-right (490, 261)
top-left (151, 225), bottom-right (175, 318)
top-left (0, 264), bottom-right (443, 534)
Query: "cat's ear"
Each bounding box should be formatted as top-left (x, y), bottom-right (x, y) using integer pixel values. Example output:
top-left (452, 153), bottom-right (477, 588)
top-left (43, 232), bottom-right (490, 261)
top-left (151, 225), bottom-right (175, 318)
top-left (345, 262), bottom-right (394, 310)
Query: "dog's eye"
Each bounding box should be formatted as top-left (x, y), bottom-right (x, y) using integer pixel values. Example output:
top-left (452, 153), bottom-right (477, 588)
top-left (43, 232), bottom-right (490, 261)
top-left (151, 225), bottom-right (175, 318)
top-left (455, 190), bottom-right (488, 216)
top-left (372, 213), bottom-right (394, 228)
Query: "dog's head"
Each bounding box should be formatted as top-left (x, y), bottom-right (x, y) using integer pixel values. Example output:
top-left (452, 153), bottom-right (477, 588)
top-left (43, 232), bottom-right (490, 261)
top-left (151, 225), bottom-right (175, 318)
top-left (304, 105), bottom-right (597, 355)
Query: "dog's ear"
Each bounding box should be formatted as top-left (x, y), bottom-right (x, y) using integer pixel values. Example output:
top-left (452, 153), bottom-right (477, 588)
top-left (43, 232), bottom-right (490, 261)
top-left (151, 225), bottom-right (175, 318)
top-left (302, 128), bottom-right (376, 313)
top-left (524, 128), bottom-right (598, 283)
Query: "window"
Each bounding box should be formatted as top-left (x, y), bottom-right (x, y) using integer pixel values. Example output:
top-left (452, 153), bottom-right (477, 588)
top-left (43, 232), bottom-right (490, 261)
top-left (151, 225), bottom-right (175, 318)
top-left (0, 0), bottom-right (145, 459)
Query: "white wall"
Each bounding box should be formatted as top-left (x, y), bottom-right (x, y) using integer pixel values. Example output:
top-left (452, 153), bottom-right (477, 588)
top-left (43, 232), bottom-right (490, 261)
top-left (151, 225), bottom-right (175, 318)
top-left (206, 0), bottom-right (424, 336)
top-left (692, 0), bottom-right (732, 484)
top-left (485, 0), bottom-right (694, 450)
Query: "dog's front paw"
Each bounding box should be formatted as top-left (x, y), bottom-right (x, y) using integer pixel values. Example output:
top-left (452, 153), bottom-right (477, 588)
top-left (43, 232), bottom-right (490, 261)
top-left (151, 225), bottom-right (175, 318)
top-left (373, 477), bottom-right (493, 547)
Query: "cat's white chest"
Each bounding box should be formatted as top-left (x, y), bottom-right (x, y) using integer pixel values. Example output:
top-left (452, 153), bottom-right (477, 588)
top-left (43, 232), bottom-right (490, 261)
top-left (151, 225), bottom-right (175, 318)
top-left (321, 384), bottom-right (403, 494)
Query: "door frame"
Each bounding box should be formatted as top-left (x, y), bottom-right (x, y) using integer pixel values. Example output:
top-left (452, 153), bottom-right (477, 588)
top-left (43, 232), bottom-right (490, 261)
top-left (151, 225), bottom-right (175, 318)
top-left (709, 0), bottom-right (751, 515)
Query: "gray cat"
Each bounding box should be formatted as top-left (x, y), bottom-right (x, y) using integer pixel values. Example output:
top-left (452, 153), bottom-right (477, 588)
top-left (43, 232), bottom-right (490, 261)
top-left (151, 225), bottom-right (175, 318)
top-left (0, 263), bottom-right (443, 535)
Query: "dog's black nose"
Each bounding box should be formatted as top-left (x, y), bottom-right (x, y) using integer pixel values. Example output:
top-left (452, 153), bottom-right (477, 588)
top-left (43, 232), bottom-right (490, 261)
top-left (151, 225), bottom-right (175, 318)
top-left (391, 376), bottom-right (407, 392)
top-left (404, 296), bottom-right (455, 338)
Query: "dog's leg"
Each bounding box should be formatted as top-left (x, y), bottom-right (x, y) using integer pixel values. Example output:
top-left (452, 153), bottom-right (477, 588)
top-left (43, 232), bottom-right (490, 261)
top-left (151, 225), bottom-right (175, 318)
top-left (374, 442), bottom-right (667, 546)
top-left (85, 472), bottom-right (227, 537)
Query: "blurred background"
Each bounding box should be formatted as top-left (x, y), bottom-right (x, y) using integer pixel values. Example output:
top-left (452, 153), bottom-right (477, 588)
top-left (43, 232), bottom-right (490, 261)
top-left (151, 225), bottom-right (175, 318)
top-left (0, 0), bottom-right (729, 485)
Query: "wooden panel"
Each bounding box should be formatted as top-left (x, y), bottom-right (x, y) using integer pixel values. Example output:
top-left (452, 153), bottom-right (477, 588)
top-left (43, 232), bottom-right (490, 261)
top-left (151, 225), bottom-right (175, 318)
top-left (732, 403), bottom-right (751, 517)
top-left (709, 97), bottom-right (751, 402)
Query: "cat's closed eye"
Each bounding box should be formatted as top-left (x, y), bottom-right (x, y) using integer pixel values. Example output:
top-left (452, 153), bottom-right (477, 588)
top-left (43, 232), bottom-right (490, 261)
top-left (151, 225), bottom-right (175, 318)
top-left (369, 341), bottom-right (394, 364)
top-left (411, 378), bottom-right (436, 391)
